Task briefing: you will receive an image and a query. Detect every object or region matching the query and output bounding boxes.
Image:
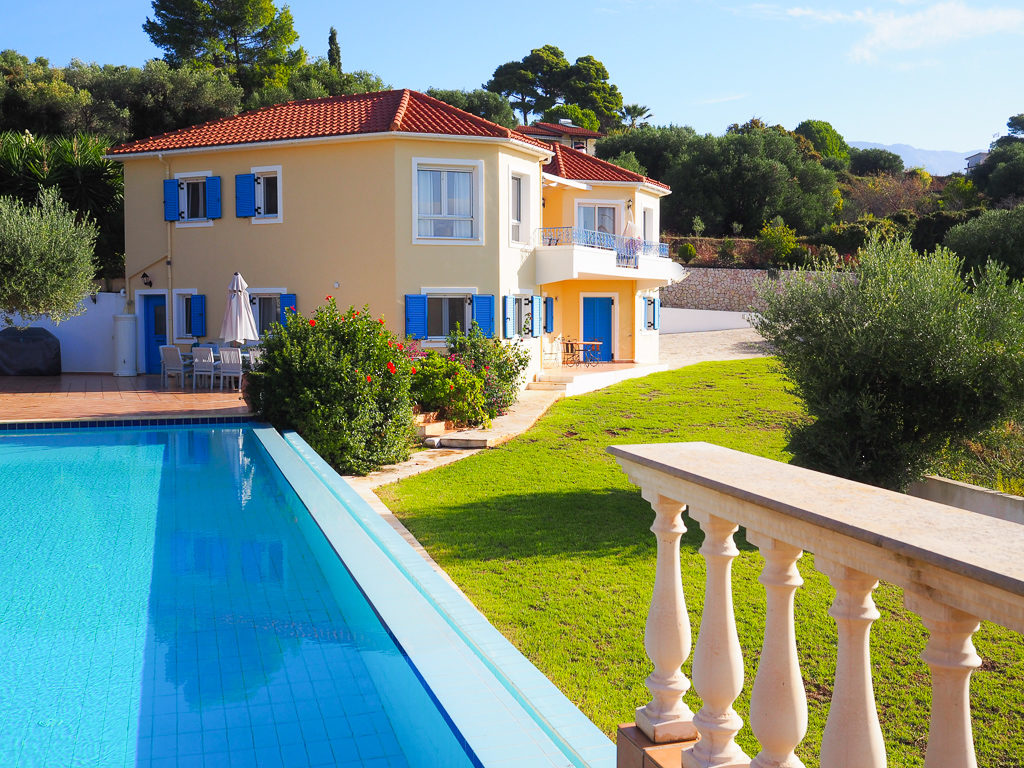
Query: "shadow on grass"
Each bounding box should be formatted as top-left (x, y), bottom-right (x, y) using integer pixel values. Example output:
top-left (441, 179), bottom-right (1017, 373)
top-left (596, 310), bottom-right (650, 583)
top-left (396, 486), bottom-right (757, 563)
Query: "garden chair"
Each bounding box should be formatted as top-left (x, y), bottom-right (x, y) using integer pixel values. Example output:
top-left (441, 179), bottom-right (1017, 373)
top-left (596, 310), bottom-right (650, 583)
top-left (191, 346), bottom-right (219, 390)
top-left (246, 348), bottom-right (262, 368)
top-left (160, 345), bottom-right (191, 388)
top-left (561, 338), bottom-right (581, 367)
top-left (218, 348), bottom-right (243, 391)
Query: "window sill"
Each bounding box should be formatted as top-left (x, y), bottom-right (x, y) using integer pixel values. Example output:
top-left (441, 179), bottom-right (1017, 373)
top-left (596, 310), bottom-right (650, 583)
top-left (251, 216), bottom-right (283, 225)
top-left (413, 236), bottom-right (483, 247)
top-left (175, 220), bottom-right (213, 228)
top-left (173, 336), bottom-right (196, 344)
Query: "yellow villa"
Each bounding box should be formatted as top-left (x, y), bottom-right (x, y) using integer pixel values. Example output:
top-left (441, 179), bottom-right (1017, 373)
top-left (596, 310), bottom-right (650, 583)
top-left (109, 89), bottom-right (684, 378)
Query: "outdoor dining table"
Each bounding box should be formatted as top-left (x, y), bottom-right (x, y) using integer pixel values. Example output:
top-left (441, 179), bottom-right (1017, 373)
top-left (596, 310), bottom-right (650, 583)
top-left (561, 339), bottom-right (602, 367)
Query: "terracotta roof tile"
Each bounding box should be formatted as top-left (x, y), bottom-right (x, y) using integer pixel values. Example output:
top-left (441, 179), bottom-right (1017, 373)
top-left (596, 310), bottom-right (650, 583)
top-left (543, 143), bottom-right (670, 190)
top-left (109, 89), bottom-right (552, 155)
top-left (518, 121), bottom-right (604, 139)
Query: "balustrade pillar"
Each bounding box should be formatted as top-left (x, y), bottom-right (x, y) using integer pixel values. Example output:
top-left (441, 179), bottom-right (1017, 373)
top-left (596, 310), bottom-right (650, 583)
top-left (748, 536), bottom-right (807, 768)
top-left (683, 512), bottom-right (750, 768)
top-left (904, 594), bottom-right (981, 768)
top-left (817, 560), bottom-right (886, 768)
top-left (635, 492), bottom-right (697, 742)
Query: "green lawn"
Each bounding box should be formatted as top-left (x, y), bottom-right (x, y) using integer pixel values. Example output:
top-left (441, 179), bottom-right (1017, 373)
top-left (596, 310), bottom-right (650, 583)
top-left (378, 358), bottom-right (1024, 768)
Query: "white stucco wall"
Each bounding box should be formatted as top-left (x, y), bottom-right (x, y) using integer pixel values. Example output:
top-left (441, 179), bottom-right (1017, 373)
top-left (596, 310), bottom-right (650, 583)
top-left (660, 308), bottom-right (752, 334)
top-left (14, 292), bottom-right (125, 373)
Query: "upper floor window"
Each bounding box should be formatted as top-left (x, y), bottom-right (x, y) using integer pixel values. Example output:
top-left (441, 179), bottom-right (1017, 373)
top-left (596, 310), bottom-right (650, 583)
top-left (236, 167), bottom-right (282, 223)
top-left (643, 208), bottom-right (654, 241)
top-left (167, 172), bottom-right (220, 226)
top-left (510, 175), bottom-right (523, 243)
top-left (577, 203), bottom-right (616, 235)
top-left (413, 158), bottom-right (483, 243)
top-left (182, 178), bottom-right (206, 220)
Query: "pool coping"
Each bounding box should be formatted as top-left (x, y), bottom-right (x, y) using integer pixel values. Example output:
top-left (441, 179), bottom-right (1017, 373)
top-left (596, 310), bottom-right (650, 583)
top-left (261, 428), bottom-right (614, 768)
top-left (0, 415), bottom-right (252, 431)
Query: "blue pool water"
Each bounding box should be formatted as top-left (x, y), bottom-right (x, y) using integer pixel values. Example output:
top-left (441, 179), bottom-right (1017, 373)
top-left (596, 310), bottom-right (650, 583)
top-left (0, 426), bottom-right (476, 768)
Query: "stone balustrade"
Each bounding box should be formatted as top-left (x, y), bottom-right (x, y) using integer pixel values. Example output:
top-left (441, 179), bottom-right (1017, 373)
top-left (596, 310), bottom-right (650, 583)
top-left (609, 441), bottom-right (1024, 768)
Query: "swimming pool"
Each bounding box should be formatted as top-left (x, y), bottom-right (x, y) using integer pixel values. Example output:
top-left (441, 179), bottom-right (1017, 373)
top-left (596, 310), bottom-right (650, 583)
top-left (0, 422), bottom-right (614, 768)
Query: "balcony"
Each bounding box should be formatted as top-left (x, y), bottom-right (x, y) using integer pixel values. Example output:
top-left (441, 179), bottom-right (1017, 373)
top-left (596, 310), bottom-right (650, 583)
top-left (535, 227), bottom-right (683, 287)
top-left (610, 441), bottom-right (1024, 768)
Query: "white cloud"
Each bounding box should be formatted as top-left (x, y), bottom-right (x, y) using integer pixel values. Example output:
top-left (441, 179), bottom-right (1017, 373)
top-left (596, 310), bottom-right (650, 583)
top-left (782, 2), bottom-right (1024, 61)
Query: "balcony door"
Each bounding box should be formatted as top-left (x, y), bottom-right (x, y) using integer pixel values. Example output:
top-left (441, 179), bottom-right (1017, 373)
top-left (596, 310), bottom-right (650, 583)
top-left (577, 203), bottom-right (616, 235)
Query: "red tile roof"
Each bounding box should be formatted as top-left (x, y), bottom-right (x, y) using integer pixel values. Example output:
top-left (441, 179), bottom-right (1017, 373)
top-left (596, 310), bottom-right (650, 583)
top-left (109, 89), bottom-right (552, 155)
top-left (518, 122), bottom-right (605, 139)
top-left (543, 143), bottom-right (670, 191)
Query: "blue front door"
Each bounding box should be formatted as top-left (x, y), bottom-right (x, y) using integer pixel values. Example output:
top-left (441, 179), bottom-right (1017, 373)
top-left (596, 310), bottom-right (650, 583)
top-left (582, 297), bottom-right (613, 362)
top-left (143, 294), bottom-right (167, 374)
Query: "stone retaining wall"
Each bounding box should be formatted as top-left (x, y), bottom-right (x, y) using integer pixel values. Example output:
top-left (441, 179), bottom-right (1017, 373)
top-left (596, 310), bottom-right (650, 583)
top-left (661, 268), bottom-right (832, 312)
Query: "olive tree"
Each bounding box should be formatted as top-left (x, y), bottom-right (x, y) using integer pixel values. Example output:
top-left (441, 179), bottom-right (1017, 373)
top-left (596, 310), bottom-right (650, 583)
top-left (0, 188), bottom-right (96, 326)
top-left (753, 236), bottom-right (1024, 490)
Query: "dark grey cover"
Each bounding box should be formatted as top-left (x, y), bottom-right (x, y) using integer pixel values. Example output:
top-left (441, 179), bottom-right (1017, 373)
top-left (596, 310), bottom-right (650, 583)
top-left (0, 327), bottom-right (62, 376)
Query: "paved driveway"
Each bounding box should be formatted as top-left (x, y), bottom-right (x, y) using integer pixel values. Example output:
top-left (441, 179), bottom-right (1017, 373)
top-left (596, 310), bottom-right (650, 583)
top-left (659, 328), bottom-right (770, 370)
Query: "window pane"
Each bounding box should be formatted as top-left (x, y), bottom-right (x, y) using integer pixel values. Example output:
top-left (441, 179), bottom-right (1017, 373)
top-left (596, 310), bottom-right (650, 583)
top-left (446, 297), bottom-right (465, 334)
top-left (427, 297), bottom-right (444, 337)
top-left (186, 180), bottom-right (206, 219)
top-left (597, 207), bottom-right (615, 234)
top-left (511, 176), bottom-right (522, 221)
top-left (418, 170), bottom-right (442, 215)
top-left (451, 219), bottom-right (473, 238)
top-left (257, 296), bottom-right (278, 335)
top-left (578, 205), bottom-right (595, 231)
top-left (432, 219), bottom-right (455, 238)
top-left (183, 296), bottom-right (192, 336)
top-left (447, 171), bottom-right (472, 217)
top-left (643, 209), bottom-right (652, 240)
top-left (262, 175), bottom-right (278, 216)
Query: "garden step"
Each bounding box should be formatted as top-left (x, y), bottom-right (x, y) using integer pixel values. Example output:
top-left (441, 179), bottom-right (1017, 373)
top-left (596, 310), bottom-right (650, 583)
top-left (526, 381), bottom-right (568, 391)
top-left (413, 411), bottom-right (440, 425)
top-left (416, 420), bottom-right (448, 439)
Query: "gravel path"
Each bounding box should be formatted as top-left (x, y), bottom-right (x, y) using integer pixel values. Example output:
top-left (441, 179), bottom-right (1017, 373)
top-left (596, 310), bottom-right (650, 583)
top-left (659, 328), bottom-right (770, 369)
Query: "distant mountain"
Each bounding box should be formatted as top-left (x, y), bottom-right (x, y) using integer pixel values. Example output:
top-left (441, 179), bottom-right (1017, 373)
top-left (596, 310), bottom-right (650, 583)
top-left (849, 142), bottom-right (985, 176)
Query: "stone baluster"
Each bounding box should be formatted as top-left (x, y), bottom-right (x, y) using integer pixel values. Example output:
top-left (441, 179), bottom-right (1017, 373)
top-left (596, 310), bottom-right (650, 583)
top-left (635, 491), bottom-right (697, 742)
top-left (904, 594), bottom-right (982, 768)
top-left (817, 560), bottom-right (886, 768)
top-left (748, 536), bottom-right (807, 768)
top-left (683, 512), bottom-right (750, 768)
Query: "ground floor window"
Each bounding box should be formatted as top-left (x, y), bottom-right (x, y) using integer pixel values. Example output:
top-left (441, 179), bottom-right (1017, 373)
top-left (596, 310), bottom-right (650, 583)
top-left (428, 295), bottom-right (471, 338)
top-left (253, 294), bottom-right (280, 336)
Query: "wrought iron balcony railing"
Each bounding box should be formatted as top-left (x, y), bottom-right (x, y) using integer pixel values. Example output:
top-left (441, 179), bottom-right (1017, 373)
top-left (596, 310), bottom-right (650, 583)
top-left (536, 227), bottom-right (670, 268)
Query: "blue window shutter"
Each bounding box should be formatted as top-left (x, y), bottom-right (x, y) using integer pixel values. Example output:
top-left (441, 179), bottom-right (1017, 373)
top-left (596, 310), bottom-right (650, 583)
top-left (545, 296), bottom-right (554, 334)
top-left (405, 295), bottom-right (428, 339)
top-left (653, 297), bottom-right (661, 330)
top-left (235, 173), bottom-right (256, 217)
top-left (503, 296), bottom-right (515, 338)
top-left (279, 294), bottom-right (297, 325)
top-left (190, 294), bottom-right (206, 337)
top-left (163, 179), bottom-right (179, 221)
top-left (205, 176), bottom-right (221, 219)
top-left (530, 295), bottom-right (542, 337)
top-left (472, 294), bottom-right (495, 338)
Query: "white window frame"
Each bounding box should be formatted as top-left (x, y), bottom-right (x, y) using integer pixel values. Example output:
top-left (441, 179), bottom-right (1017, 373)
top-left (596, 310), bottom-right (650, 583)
top-left (575, 199), bottom-right (624, 237)
top-left (510, 173), bottom-right (525, 245)
top-left (174, 170), bottom-right (212, 228)
top-left (510, 294), bottom-right (532, 338)
top-left (251, 164), bottom-right (283, 224)
top-left (249, 287), bottom-right (286, 336)
top-left (642, 207), bottom-right (655, 242)
top-left (642, 295), bottom-right (658, 334)
top-left (172, 288), bottom-right (198, 343)
top-left (422, 287), bottom-right (475, 340)
top-left (412, 157), bottom-right (484, 245)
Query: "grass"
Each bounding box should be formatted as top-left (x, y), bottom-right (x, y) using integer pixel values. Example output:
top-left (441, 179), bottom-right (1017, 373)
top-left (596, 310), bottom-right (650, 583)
top-left (378, 358), bottom-right (1024, 768)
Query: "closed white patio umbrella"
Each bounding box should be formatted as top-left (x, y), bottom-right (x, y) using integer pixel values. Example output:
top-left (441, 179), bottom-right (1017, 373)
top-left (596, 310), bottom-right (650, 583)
top-left (219, 272), bottom-right (259, 345)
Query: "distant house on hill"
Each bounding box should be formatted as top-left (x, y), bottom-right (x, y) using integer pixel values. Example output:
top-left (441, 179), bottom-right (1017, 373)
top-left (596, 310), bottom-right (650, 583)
top-left (517, 120), bottom-right (604, 156)
top-left (966, 152), bottom-right (989, 172)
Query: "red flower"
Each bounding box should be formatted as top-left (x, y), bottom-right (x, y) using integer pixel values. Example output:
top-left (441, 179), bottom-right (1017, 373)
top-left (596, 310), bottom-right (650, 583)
top-left (378, 318), bottom-right (385, 324)
top-left (388, 340), bottom-right (393, 348)
top-left (449, 384), bottom-right (455, 391)
top-left (397, 343), bottom-right (404, 351)
top-left (484, 365), bottom-right (490, 370)
top-left (325, 295), bottom-right (332, 300)
top-left (410, 366), bottom-right (417, 374)
top-left (366, 374), bottom-right (372, 382)
top-left (354, 311), bottom-right (359, 316)
top-left (309, 319), bottom-right (316, 327)
top-left (387, 361), bottom-right (396, 374)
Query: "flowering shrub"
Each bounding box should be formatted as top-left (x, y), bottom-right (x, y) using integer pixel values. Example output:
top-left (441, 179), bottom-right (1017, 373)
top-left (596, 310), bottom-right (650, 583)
top-left (410, 351), bottom-right (488, 426)
top-left (244, 299), bottom-right (413, 475)
top-left (444, 323), bottom-right (530, 418)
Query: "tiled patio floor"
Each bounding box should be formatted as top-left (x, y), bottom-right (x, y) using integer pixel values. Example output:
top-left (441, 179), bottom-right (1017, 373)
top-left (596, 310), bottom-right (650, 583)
top-left (0, 374), bottom-right (250, 422)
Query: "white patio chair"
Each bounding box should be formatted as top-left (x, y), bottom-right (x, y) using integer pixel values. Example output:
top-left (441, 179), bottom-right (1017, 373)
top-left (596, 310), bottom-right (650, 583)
top-left (246, 348), bottom-right (262, 368)
top-left (218, 348), bottom-right (244, 391)
top-left (191, 346), bottom-right (219, 390)
top-left (160, 345), bottom-right (192, 388)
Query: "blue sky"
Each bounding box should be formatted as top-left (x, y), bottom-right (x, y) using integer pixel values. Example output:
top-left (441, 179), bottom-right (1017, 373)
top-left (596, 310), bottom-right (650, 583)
top-left (6, 0), bottom-right (1021, 151)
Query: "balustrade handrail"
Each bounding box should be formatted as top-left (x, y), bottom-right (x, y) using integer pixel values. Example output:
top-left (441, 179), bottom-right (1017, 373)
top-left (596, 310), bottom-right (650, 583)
top-left (609, 440), bottom-right (1024, 768)
top-left (536, 226), bottom-right (670, 259)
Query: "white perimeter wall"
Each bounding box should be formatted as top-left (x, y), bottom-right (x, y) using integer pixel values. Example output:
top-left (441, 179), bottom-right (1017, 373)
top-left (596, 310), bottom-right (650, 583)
top-left (660, 308), bottom-right (752, 334)
top-left (14, 292), bottom-right (125, 373)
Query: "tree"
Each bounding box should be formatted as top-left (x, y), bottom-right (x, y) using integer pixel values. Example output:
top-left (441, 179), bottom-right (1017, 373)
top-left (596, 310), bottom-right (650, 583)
top-left (560, 54), bottom-right (622, 130)
top-left (0, 187), bottom-right (97, 326)
top-left (970, 142), bottom-right (1024, 204)
top-left (595, 124), bottom-right (697, 182)
top-left (327, 27), bottom-right (341, 72)
top-left (540, 103), bottom-right (599, 132)
top-left (848, 147), bottom-right (904, 176)
top-left (753, 235), bottom-right (1024, 490)
top-left (794, 119), bottom-right (849, 166)
top-left (944, 204), bottom-right (1024, 280)
top-left (605, 151), bottom-right (646, 176)
top-left (426, 89), bottom-right (516, 129)
top-left (620, 104), bottom-right (652, 130)
top-left (841, 171), bottom-right (932, 220)
top-left (484, 60), bottom-right (537, 125)
top-left (143, 0), bottom-right (305, 97)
